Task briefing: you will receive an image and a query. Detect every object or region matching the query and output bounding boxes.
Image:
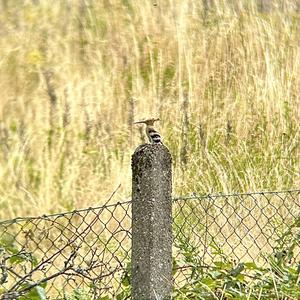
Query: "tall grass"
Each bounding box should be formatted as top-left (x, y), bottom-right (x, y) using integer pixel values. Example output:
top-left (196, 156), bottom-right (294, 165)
top-left (0, 0), bottom-right (299, 218)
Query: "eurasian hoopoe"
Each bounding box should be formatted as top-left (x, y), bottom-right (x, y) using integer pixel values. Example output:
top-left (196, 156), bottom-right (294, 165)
top-left (134, 118), bottom-right (162, 144)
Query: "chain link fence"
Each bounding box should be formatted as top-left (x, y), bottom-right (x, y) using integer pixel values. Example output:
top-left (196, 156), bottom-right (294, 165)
top-left (1, 189), bottom-right (300, 299)
top-left (0, 202), bottom-right (132, 299)
top-left (172, 189), bottom-right (300, 290)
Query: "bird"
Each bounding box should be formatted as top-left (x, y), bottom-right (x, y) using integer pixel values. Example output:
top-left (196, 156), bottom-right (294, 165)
top-left (134, 118), bottom-right (162, 144)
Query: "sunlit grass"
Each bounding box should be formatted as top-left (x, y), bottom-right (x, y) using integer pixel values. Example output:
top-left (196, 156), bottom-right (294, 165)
top-left (0, 0), bottom-right (299, 219)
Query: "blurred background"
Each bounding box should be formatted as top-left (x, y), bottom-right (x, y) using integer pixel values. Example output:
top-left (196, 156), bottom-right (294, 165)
top-left (0, 0), bottom-right (299, 218)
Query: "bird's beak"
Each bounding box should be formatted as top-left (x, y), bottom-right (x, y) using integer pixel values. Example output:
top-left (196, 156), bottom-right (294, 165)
top-left (133, 120), bottom-right (145, 124)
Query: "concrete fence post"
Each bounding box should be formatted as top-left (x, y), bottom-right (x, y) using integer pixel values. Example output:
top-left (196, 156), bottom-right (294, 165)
top-left (131, 144), bottom-right (172, 300)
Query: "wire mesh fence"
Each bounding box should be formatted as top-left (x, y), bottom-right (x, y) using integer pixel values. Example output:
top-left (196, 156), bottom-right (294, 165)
top-left (172, 189), bottom-right (300, 290)
top-left (0, 201), bottom-right (132, 299)
top-left (1, 189), bottom-right (300, 299)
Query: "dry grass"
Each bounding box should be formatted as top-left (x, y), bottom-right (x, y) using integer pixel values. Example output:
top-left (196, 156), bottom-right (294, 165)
top-left (0, 0), bottom-right (299, 219)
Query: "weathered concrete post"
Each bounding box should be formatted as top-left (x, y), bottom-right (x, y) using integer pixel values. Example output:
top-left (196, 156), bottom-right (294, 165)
top-left (132, 144), bottom-right (172, 300)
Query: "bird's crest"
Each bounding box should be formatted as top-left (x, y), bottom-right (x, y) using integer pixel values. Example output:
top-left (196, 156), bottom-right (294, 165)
top-left (133, 118), bottom-right (160, 126)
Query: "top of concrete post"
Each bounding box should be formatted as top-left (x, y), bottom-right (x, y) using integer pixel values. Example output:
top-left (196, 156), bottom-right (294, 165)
top-left (132, 143), bottom-right (172, 169)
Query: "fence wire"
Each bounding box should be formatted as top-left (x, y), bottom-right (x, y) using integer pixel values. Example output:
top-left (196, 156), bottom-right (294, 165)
top-left (0, 202), bottom-right (132, 300)
top-left (1, 190), bottom-right (300, 299)
top-left (172, 189), bottom-right (300, 289)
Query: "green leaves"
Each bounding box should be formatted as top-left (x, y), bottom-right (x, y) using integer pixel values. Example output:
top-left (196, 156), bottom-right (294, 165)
top-left (65, 288), bottom-right (92, 300)
top-left (173, 217), bottom-right (300, 299)
top-left (0, 234), bottom-right (47, 299)
top-left (19, 285), bottom-right (46, 300)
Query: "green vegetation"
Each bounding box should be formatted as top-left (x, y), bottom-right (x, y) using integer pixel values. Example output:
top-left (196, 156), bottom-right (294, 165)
top-left (173, 217), bottom-right (300, 299)
top-left (1, 213), bottom-right (299, 299)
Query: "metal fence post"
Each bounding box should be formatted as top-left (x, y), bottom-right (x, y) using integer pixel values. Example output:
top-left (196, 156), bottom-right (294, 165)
top-left (131, 144), bottom-right (172, 300)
